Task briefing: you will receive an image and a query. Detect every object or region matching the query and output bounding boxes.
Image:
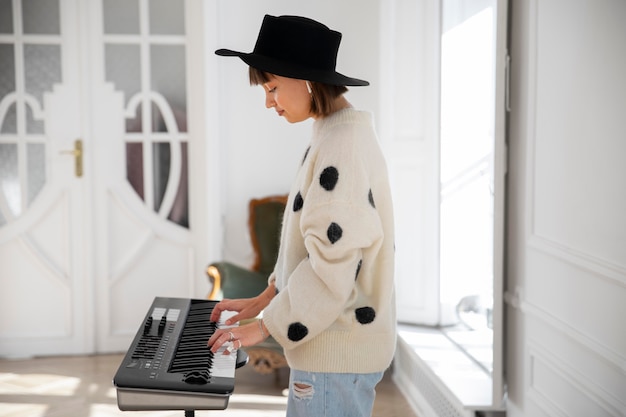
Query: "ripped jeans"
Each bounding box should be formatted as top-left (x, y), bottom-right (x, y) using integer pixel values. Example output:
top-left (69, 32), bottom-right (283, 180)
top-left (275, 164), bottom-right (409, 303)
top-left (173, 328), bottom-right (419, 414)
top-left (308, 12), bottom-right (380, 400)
top-left (286, 369), bottom-right (384, 417)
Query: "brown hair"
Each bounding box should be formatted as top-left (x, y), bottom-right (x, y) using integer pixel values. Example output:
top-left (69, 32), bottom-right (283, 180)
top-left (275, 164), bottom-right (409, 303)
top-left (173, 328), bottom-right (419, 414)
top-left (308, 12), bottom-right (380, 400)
top-left (249, 67), bottom-right (348, 118)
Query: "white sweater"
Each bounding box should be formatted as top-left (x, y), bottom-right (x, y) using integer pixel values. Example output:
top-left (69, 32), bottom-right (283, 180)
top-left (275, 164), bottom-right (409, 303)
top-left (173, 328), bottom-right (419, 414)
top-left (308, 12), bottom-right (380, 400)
top-left (263, 108), bottom-right (396, 373)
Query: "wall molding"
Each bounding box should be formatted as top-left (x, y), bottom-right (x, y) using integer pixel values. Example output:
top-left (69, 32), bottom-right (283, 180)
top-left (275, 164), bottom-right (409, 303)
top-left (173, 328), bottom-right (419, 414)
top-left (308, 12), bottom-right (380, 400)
top-left (528, 235), bottom-right (626, 289)
top-left (528, 344), bottom-right (625, 417)
top-left (526, 386), bottom-right (569, 417)
top-left (506, 287), bottom-right (625, 375)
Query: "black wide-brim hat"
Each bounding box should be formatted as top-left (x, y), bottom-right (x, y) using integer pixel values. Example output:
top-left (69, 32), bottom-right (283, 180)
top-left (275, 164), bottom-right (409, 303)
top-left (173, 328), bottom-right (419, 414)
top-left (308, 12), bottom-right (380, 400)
top-left (216, 15), bottom-right (369, 87)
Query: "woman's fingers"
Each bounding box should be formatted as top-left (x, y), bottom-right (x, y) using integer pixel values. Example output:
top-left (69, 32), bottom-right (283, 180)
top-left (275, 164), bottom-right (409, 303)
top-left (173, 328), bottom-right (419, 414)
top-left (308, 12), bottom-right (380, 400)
top-left (210, 298), bottom-right (256, 324)
top-left (207, 321), bottom-right (264, 354)
top-left (207, 329), bottom-right (232, 353)
top-left (209, 299), bottom-right (232, 322)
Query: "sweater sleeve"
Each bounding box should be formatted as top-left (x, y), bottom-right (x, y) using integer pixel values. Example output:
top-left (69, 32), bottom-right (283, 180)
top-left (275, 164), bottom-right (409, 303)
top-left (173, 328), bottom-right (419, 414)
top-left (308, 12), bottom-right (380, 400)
top-left (262, 120), bottom-right (385, 349)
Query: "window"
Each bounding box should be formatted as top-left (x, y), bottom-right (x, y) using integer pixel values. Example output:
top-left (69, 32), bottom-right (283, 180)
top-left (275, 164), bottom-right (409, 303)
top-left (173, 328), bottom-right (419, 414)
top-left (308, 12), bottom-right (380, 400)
top-left (385, 0), bottom-right (508, 409)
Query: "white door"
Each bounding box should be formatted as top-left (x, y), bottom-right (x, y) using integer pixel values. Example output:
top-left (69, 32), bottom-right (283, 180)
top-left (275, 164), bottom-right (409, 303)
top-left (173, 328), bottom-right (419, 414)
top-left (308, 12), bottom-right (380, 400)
top-left (0, 0), bottom-right (211, 357)
top-left (0, 0), bottom-right (93, 357)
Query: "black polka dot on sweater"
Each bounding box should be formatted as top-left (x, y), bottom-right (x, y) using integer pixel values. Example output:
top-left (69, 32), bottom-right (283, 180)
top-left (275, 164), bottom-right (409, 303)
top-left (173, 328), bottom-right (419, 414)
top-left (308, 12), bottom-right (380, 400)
top-left (355, 259), bottom-right (362, 281)
top-left (293, 192), bottom-right (304, 212)
top-left (320, 166), bottom-right (339, 191)
top-left (327, 222), bottom-right (343, 244)
top-left (355, 307), bottom-right (376, 324)
top-left (368, 189), bottom-right (376, 208)
top-left (287, 322), bottom-right (309, 342)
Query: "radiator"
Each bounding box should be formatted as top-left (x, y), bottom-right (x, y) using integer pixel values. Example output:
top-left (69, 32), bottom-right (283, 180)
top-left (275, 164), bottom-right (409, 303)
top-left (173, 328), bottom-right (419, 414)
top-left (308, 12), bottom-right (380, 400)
top-left (392, 326), bottom-right (505, 417)
top-left (393, 334), bottom-right (474, 417)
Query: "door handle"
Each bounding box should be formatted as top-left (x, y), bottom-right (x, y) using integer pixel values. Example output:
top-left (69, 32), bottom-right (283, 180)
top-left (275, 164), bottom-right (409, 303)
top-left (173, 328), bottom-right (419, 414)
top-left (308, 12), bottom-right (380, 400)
top-left (60, 139), bottom-right (83, 178)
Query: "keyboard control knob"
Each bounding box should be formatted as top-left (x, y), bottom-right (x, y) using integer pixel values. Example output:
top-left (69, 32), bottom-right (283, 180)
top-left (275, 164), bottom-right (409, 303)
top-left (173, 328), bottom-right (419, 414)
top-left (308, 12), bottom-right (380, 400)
top-left (143, 317), bottom-right (153, 334)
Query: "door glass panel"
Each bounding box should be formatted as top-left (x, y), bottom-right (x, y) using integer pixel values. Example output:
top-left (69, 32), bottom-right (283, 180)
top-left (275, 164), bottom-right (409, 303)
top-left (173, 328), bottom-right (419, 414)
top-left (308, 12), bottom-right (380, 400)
top-left (27, 143), bottom-right (45, 205)
top-left (1, 103), bottom-right (17, 134)
top-left (26, 102), bottom-right (43, 134)
top-left (169, 142), bottom-right (188, 227)
top-left (22, 0), bottom-right (60, 35)
top-left (103, 1), bottom-right (189, 229)
top-left (152, 141), bottom-right (170, 213)
top-left (150, 45), bottom-right (187, 132)
top-left (149, 0), bottom-right (184, 35)
top-left (126, 142), bottom-right (144, 198)
top-left (0, 143), bottom-right (19, 217)
top-left (24, 44), bottom-right (62, 103)
top-left (0, 0), bottom-right (12, 33)
top-left (0, 44), bottom-right (16, 101)
top-left (104, 44), bottom-right (141, 103)
top-left (0, 0), bottom-right (60, 228)
top-left (150, 102), bottom-right (164, 132)
top-left (126, 102), bottom-right (142, 133)
top-left (0, 44), bottom-right (16, 133)
top-left (151, 141), bottom-right (188, 228)
top-left (102, 0), bottom-right (139, 35)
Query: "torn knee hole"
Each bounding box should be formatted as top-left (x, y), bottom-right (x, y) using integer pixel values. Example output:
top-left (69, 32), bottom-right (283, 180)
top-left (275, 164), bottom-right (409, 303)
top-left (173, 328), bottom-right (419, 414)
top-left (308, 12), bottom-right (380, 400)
top-left (293, 382), bottom-right (314, 398)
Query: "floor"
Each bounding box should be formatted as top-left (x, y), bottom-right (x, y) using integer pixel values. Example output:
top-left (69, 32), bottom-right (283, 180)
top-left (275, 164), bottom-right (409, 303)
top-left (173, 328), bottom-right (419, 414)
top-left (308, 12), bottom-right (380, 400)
top-left (0, 353), bottom-right (417, 417)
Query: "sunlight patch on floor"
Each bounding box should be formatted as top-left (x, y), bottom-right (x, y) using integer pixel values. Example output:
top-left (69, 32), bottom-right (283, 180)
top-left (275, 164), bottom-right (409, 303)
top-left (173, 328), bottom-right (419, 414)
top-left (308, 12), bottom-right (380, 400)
top-left (0, 373), bottom-right (81, 396)
top-left (0, 404), bottom-right (48, 417)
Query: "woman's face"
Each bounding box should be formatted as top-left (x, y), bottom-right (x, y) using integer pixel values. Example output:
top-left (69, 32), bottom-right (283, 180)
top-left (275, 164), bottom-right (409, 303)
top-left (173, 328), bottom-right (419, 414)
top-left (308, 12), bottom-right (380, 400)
top-left (263, 75), bottom-right (313, 123)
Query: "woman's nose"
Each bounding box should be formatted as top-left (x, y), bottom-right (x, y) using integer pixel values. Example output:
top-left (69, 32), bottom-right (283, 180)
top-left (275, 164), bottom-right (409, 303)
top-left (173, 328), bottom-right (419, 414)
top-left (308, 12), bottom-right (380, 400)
top-left (265, 91), bottom-right (275, 108)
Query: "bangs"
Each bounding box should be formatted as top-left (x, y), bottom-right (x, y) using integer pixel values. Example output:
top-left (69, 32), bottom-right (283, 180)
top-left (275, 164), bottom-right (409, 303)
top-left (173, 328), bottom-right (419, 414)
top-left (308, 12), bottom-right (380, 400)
top-left (249, 67), bottom-right (272, 86)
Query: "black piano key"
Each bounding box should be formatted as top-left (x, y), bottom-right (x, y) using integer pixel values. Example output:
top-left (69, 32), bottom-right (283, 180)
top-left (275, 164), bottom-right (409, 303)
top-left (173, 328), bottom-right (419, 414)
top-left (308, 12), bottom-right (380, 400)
top-left (167, 300), bottom-right (219, 376)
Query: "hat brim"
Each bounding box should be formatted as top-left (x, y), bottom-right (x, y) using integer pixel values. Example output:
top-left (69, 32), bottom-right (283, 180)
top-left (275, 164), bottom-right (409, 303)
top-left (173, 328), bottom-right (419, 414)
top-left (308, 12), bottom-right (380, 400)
top-left (216, 48), bottom-right (369, 87)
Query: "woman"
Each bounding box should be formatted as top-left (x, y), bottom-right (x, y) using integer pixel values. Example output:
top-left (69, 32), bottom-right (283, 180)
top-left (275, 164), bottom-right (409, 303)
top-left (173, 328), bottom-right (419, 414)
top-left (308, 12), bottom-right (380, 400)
top-left (208, 15), bottom-right (396, 417)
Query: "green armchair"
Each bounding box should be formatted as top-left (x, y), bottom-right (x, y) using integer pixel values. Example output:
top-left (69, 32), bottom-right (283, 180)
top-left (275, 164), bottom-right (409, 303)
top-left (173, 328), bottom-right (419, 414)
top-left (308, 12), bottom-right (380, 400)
top-left (207, 194), bottom-right (288, 377)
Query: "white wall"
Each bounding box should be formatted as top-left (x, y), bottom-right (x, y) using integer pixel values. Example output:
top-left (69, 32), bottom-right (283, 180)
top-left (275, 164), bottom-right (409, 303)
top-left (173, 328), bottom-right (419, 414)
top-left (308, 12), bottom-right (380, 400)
top-left (506, 0), bottom-right (626, 416)
top-left (210, 0), bottom-right (381, 266)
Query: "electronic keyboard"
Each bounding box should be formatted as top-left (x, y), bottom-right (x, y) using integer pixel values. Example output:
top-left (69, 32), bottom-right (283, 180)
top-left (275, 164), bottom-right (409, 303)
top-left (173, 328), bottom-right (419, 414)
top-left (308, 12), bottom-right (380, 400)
top-left (113, 297), bottom-right (247, 412)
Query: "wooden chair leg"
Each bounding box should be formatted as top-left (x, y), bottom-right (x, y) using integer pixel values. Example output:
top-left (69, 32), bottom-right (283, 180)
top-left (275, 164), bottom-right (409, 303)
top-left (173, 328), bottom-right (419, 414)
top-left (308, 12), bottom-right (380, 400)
top-left (206, 265), bottom-right (221, 300)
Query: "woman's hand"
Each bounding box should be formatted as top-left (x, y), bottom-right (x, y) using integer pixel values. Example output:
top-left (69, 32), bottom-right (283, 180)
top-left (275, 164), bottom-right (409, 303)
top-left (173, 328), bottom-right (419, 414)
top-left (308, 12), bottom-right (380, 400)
top-left (207, 319), bottom-right (269, 354)
top-left (209, 283), bottom-right (276, 325)
top-left (208, 283), bottom-right (275, 353)
top-left (209, 297), bottom-right (264, 325)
